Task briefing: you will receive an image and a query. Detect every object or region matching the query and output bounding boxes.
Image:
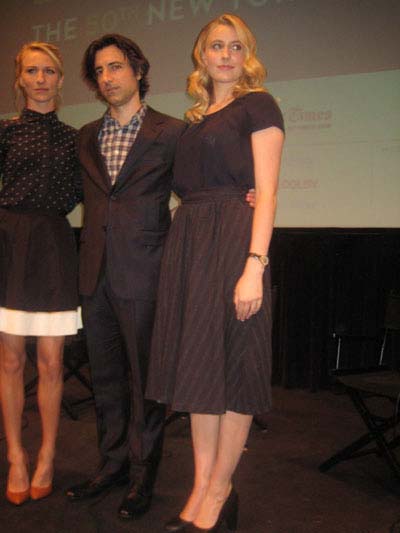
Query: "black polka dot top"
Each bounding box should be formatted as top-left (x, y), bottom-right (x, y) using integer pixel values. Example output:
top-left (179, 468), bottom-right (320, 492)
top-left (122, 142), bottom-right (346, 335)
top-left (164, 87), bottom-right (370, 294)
top-left (0, 108), bottom-right (82, 215)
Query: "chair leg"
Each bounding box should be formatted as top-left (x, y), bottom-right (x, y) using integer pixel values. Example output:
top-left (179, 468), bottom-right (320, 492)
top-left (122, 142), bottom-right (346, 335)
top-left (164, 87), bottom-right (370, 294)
top-left (24, 375), bottom-right (39, 395)
top-left (332, 334), bottom-right (342, 370)
top-left (61, 341), bottom-right (93, 421)
top-left (61, 399), bottom-right (78, 421)
top-left (350, 388), bottom-right (400, 481)
top-left (63, 364), bottom-right (92, 392)
top-left (379, 330), bottom-right (388, 366)
top-left (320, 387), bottom-right (400, 482)
top-left (165, 411), bottom-right (188, 426)
top-left (319, 430), bottom-right (377, 472)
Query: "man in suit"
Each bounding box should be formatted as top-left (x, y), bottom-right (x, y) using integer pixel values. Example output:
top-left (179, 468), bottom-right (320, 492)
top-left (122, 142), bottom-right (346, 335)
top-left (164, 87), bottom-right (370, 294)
top-left (66, 34), bottom-right (186, 519)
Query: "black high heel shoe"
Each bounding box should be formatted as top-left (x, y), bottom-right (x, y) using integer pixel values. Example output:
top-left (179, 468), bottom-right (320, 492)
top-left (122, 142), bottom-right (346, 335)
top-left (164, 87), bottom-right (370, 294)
top-left (164, 515), bottom-right (192, 531)
top-left (187, 487), bottom-right (239, 532)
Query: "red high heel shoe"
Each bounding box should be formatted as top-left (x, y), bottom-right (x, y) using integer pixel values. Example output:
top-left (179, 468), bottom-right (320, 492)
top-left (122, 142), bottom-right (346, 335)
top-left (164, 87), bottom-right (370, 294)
top-left (6, 452), bottom-right (30, 506)
top-left (30, 457), bottom-right (54, 501)
top-left (6, 487), bottom-right (30, 506)
top-left (30, 484), bottom-right (53, 501)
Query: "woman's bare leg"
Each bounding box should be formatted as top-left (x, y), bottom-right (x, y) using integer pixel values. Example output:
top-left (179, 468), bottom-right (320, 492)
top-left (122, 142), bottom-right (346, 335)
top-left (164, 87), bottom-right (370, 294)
top-left (193, 410), bottom-right (252, 529)
top-left (31, 335), bottom-right (64, 488)
top-left (0, 333), bottom-right (29, 492)
top-left (178, 413), bottom-right (220, 522)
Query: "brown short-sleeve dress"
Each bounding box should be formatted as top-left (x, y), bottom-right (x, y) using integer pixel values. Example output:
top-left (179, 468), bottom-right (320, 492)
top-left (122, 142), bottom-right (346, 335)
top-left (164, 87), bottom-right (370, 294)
top-left (146, 92), bottom-right (284, 415)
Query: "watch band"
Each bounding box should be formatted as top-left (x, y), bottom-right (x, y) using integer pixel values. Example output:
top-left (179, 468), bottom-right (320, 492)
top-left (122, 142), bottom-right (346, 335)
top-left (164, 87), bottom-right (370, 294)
top-left (247, 253), bottom-right (269, 267)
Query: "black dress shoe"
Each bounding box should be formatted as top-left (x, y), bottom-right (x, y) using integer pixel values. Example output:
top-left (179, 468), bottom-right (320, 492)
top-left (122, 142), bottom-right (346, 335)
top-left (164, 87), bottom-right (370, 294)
top-left (66, 469), bottom-right (129, 501)
top-left (164, 515), bottom-right (192, 531)
top-left (118, 482), bottom-right (152, 519)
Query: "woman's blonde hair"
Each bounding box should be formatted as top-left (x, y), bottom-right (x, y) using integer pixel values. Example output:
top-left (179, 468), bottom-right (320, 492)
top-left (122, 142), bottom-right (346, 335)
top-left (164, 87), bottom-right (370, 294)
top-left (14, 41), bottom-right (64, 112)
top-left (186, 13), bottom-right (267, 123)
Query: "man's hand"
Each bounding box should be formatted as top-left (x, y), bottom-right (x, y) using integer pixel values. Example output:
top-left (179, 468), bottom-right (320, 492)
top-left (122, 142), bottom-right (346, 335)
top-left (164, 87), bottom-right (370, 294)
top-left (246, 188), bottom-right (256, 208)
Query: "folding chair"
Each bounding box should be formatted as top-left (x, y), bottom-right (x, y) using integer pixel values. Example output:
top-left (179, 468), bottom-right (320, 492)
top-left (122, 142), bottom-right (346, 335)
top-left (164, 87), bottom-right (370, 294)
top-left (320, 290), bottom-right (400, 481)
top-left (319, 367), bottom-right (400, 481)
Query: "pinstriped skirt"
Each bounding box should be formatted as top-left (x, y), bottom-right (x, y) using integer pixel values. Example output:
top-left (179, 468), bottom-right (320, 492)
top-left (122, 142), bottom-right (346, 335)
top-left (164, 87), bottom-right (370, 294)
top-left (147, 187), bottom-right (272, 415)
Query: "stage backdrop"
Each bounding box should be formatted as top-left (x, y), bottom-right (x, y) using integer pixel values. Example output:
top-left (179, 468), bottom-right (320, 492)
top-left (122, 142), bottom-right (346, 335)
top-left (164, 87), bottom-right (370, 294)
top-left (0, 0), bottom-right (399, 228)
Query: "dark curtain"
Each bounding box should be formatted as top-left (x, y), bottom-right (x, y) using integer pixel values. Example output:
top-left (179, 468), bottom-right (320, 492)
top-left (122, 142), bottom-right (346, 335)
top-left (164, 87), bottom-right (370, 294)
top-left (270, 229), bottom-right (400, 390)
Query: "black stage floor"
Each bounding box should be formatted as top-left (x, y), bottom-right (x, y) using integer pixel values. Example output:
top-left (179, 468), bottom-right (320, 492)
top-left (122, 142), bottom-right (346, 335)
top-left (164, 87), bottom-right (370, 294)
top-left (1, 378), bottom-right (400, 533)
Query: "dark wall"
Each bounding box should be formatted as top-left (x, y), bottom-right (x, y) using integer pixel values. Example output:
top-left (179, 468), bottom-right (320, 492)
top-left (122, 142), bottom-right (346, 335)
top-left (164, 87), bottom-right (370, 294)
top-left (270, 228), bottom-right (400, 390)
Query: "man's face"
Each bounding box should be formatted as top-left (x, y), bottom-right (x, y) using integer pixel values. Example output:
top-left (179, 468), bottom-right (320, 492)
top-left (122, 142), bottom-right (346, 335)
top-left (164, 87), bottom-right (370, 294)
top-left (94, 45), bottom-right (141, 109)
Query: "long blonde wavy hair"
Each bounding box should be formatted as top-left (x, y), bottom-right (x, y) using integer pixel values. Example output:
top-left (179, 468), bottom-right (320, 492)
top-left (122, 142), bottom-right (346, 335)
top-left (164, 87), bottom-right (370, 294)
top-left (186, 13), bottom-right (267, 123)
top-left (14, 41), bottom-right (64, 113)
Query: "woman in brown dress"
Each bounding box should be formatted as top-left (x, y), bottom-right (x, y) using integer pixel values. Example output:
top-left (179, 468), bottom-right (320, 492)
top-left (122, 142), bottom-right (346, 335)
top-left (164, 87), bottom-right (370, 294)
top-left (147, 14), bottom-right (285, 531)
top-left (0, 42), bottom-right (81, 505)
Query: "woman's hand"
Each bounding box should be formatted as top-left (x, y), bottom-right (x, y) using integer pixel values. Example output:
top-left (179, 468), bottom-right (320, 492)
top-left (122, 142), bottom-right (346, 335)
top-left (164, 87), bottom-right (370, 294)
top-left (233, 259), bottom-right (264, 321)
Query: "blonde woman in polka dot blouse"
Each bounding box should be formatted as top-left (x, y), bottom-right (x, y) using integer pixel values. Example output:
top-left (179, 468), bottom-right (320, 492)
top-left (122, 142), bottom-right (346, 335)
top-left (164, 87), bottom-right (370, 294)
top-left (0, 42), bottom-right (81, 505)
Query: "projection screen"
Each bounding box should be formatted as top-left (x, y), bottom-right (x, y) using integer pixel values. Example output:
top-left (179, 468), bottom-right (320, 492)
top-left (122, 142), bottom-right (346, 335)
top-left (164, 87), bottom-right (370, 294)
top-left (0, 0), bottom-right (399, 228)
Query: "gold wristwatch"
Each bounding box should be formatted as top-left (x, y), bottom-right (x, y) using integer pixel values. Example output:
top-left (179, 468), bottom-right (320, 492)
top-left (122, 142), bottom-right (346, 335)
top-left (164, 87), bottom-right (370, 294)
top-left (247, 253), bottom-right (269, 267)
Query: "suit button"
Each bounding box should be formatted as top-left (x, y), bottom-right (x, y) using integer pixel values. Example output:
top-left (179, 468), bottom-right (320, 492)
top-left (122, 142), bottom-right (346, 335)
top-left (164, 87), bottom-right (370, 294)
top-left (110, 195), bottom-right (117, 201)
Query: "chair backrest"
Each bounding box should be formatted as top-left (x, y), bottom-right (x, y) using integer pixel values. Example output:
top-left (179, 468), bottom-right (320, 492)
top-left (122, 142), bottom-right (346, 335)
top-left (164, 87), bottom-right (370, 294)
top-left (379, 290), bottom-right (400, 367)
top-left (333, 290), bottom-right (400, 370)
top-left (384, 290), bottom-right (400, 330)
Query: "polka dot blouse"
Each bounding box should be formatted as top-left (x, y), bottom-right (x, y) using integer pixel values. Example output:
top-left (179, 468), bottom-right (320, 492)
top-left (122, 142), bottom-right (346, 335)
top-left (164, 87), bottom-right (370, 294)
top-left (0, 108), bottom-right (82, 215)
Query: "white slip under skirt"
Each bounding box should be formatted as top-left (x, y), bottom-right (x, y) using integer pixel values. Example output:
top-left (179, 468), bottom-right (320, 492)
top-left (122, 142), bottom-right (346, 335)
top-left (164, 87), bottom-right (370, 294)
top-left (0, 307), bottom-right (82, 336)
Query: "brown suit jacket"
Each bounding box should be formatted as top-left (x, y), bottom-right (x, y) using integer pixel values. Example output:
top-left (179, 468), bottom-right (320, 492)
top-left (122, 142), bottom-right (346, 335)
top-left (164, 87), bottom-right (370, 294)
top-left (78, 106), bottom-right (186, 300)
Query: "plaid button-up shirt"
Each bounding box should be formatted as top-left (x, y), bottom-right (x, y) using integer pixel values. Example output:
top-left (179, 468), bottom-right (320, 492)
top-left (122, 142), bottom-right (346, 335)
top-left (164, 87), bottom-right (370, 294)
top-left (98, 103), bottom-right (147, 185)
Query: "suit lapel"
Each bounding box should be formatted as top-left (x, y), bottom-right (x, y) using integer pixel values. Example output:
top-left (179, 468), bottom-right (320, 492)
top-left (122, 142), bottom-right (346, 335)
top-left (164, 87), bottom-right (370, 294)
top-left (82, 119), bottom-right (112, 194)
top-left (114, 107), bottom-right (164, 189)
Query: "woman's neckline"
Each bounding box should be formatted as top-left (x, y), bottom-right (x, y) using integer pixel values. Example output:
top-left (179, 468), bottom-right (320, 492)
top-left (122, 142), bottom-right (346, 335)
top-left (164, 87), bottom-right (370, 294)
top-left (204, 96), bottom-right (238, 117)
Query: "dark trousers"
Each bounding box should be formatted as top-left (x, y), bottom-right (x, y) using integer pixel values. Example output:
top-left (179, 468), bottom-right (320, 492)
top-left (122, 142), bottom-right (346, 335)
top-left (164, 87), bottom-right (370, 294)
top-left (82, 273), bottom-right (166, 488)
